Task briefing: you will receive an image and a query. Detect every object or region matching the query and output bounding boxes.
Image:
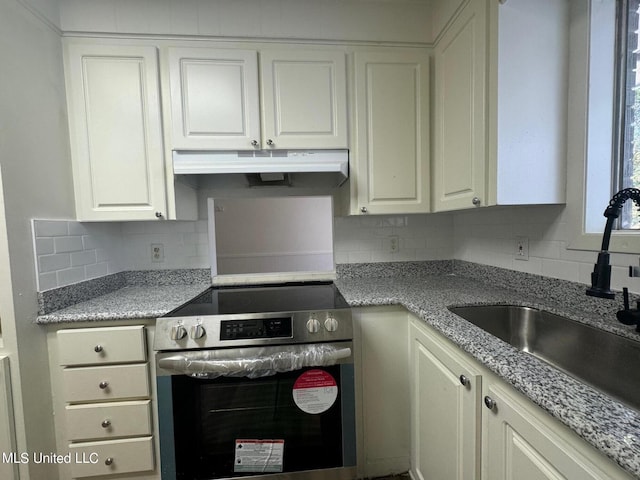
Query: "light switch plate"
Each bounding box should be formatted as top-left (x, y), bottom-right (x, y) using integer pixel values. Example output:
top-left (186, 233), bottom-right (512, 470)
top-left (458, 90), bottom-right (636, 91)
top-left (515, 236), bottom-right (529, 261)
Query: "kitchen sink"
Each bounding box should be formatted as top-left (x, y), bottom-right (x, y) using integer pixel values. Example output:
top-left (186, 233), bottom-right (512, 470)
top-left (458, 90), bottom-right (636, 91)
top-left (448, 305), bottom-right (640, 411)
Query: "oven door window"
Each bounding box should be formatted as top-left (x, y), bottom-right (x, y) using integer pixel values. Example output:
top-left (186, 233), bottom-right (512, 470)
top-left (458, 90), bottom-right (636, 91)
top-left (171, 365), bottom-right (344, 479)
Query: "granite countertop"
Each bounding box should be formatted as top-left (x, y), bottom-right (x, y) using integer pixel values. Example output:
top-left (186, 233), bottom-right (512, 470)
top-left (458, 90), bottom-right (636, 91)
top-left (36, 284), bottom-right (209, 323)
top-left (35, 263), bottom-right (640, 477)
top-left (335, 274), bottom-right (640, 478)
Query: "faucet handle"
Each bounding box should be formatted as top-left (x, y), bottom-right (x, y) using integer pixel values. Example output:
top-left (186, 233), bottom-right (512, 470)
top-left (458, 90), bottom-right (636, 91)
top-left (617, 288), bottom-right (640, 325)
top-left (629, 260), bottom-right (640, 277)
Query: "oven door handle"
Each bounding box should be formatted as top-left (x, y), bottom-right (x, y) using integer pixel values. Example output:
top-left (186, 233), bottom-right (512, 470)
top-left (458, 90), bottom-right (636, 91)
top-left (157, 344), bottom-right (352, 378)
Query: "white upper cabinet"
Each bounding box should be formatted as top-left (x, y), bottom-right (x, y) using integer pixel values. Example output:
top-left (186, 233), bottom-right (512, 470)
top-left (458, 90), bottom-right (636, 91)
top-left (432, 0), bottom-right (487, 212)
top-left (167, 48), bottom-right (348, 150)
top-left (351, 51), bottom-right (430, 215)
top-left (167, 48), bottom-right (260, 150)
top-left (432, 0), bottom-right (568, 212)
top-left (260, 50), bottom-right (348, 150)
top-left (65, 43), bottom-right (168, 221)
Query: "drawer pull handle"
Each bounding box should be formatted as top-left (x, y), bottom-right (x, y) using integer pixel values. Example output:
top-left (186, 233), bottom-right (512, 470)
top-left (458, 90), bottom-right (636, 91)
top-left (105, 457), bottom-right (114, 466)
top-left (101, 419), bottom-right (111, 428)
top-left (94, 345), bottom-right (103, 353)
top-left (459, 374), bottom-right (470, 387)
top-left (99, 381), bottom-right (109, 390)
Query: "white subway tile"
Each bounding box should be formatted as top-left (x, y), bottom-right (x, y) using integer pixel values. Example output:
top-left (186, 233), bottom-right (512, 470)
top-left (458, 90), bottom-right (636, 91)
top-left (71, 250), bottom-right (97, 267)
top-left (39, 254), bottom-right (71, 273)
top-left (57, 267), bottom-right (86, 287)
top-left (86, 262), bottom-right (109, 279)
top-left (542, 259), bottom-right (580, 282)
top-left (38, 272), bottom-right (58, 291)
top-left (34, 220), bottom-right (68, 237)
top-left (35, 238), bottom-right (55, 255)
top-left (54, 236), bottom-right (84, 253)
top-left (68, 222), bottom-right (89, 236)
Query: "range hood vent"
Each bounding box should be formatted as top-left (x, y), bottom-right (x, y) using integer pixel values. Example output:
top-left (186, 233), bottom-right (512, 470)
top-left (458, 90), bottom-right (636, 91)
top-left (173, 149), bottom-right (349, 187)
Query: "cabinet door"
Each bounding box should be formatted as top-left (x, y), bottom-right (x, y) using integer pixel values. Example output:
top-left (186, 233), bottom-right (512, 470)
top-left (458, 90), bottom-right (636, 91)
top-left (410, 321), bottom-right (481, 480)
top-left (260, 50), bottom-right (348, 149)
top-left (65, 43), bottom-right (167, 221)
top-left (167, 48), bottom-right (260, 150)
top-left (353, 51), bottom-right (430, 215)
top-left (432, 0), bottom-right (487, 212)
top-left (483, 383), bottom-right (632, 480)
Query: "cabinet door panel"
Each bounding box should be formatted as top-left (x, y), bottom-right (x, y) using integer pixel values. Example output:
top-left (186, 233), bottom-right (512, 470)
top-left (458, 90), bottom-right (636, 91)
top-left (168, 48), bottom-right (260, 150)
top-left (484, 384), bottom-right (622, 480)
top-left (433, 0), bottom-right (487, 212)
top-left (260, 50), bottom-right (347, 149)
top-left (66, 44), bottom-right (166, 221)
top-left (411, 322), bottom-right (480, 480)
top-left (354, 52), bottom-right (430, 214)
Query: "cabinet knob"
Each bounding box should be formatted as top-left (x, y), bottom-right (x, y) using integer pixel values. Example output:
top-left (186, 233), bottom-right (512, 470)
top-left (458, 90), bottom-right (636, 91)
top-left (266, 139), bottom-right (274, 146)
top-left (99, 381), bottom-right (109, 390)
top-left (472, 197), bottom-right (481, 206)
top-left (94, 345), bottom-right (103, 353)
top-left (360, 206), bottom-right (368, 214)
top-left (459, 374), bottom-right (470, 387)
top-left (484, 395), bottom-right (497, 410)
top-left (105, 457), bottom-right (114, 466)
top-left (251, 140), bottom-right (259, 147)
top-left (155, 211), bottom-right (163, 218)
top-left (101, 419), bottom-right (111, 428)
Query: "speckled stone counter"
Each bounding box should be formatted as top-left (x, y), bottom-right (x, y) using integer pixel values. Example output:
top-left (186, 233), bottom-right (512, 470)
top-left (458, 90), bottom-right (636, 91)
top-left (335, 273), bottom-right (640, 478)
top-left (34, 261), bottom-right (640, 477)
top-left (36, 284), bottom-right (209, 323)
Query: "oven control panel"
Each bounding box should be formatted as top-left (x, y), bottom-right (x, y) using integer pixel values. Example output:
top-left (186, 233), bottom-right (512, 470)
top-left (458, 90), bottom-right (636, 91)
top-left (220, 317), bottom-right (292, 341)
top-left (154, 309), bottom-right (352, 350)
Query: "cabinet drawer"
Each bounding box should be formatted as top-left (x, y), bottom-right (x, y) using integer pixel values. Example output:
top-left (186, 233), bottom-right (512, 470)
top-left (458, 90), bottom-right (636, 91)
top-left (66, 400), bottom-right (151, 441)
top-left (57, 326), bottom-right (146, 366)
top-left (63, 364), bottom-right (150, 403)
top-left (69, 436), bottom-right (154, 478)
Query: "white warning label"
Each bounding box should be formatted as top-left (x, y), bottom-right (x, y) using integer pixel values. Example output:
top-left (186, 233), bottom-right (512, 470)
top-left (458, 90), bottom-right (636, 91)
top-left (292, 369), bottom-right (338, 414)
top-left (234, 439), bottom-right (284, 473)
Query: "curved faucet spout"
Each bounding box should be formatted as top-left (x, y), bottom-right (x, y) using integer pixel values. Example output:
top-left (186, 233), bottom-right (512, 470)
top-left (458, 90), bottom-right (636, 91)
top-left (586, 188), bottom-right (640, 299)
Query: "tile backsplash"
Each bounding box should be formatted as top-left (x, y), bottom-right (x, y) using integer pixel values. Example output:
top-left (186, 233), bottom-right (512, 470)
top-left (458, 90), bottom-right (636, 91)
top-left (32, 220), bottom-right (123, 291)
top-left (32, 205), bottom-right (640, 294)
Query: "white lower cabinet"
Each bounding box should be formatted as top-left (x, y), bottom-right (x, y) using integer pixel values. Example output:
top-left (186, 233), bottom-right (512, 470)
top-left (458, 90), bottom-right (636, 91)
top-left (353, 307), bottom-right (411, 478)
top-left (48, 323), bottom-right (159, 479)
top-left (409, 315), bottom-right (634, 480)
top-left (410, 319), bottom-right (481, 480)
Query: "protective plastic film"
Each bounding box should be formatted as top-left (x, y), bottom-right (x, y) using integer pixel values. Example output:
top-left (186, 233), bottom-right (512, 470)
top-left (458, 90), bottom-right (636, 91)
top-left (158, 344), bottom-right (352, 379)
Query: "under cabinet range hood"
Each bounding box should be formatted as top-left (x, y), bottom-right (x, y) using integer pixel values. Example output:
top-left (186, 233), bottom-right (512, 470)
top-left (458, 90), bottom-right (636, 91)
top-left (173, 149), bottom-right (349, 187)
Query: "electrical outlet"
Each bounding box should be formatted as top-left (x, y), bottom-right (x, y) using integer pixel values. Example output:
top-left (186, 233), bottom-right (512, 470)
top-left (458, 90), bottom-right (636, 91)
top-left (151, 243), bottom-right (164, 263)
top-left (515, 236), bottom-right (529, 261)
top-left (389, 235), bottom-right (399, 253)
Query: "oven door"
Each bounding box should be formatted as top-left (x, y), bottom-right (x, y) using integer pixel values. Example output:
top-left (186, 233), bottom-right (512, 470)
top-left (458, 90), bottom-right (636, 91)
top-left (156, 344), bottom-right (356, 480)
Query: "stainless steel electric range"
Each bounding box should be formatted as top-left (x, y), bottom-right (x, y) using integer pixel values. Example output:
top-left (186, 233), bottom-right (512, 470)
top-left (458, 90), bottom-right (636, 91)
top-left (154, 282), bottom-right (356, 480)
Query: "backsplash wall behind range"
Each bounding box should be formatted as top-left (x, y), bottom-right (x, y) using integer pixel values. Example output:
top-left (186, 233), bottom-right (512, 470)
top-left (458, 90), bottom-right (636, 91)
top-left (33, 205), bottom-right (640, 294)
top-left (31, 214), bottom-right (454, 290)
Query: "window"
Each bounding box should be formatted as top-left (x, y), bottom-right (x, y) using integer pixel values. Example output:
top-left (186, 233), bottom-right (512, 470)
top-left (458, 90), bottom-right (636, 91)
top-left (616, 0), bottom-right (640, 228)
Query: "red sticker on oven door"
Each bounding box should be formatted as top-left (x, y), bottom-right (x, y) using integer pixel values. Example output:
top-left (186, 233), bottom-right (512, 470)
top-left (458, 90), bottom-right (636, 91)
top-left (292, 369), bottom-right (338, 414)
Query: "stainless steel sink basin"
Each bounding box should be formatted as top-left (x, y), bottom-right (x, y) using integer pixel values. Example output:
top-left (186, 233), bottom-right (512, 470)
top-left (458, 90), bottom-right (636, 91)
top-left (448, 305), bottom-right (640, 411)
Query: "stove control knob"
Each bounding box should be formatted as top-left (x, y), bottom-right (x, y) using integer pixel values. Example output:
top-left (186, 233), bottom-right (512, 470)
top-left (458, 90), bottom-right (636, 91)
top-left (190, 324), bottom-right (206, 340)
top-left (306, 318), bottom-right (321, 334)
top-left (170, 325), bottom-right (187, 341)
top-left (324, 316), bottom-right (338, 332)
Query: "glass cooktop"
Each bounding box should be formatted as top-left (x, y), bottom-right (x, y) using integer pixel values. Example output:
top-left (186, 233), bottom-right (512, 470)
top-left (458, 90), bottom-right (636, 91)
top-left (164, 282), bottom-right (350, 317)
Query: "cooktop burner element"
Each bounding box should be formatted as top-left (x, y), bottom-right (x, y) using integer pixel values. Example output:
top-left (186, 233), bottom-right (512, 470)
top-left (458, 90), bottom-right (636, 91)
top-left (164, 281), bottom-right (349, 317)
top-left (154, 282), bottom-right (352, 351)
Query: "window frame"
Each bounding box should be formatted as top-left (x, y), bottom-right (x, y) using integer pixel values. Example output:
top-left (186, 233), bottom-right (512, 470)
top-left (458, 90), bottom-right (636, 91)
top-left (567, 0), bottom-right (640, 253)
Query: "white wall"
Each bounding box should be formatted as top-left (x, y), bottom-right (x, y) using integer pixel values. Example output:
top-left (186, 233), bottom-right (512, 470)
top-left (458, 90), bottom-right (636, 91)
top-left (0, 0), bottom-right (73, 478)
top-left (58, 0), bottom-right (433, 43)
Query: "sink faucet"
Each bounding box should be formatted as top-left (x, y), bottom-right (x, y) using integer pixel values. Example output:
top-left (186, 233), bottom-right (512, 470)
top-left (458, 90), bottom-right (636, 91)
top-left (587, 188), bottom-right (640, 330)
top-left (586, 187), bottom-right (640, 299)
